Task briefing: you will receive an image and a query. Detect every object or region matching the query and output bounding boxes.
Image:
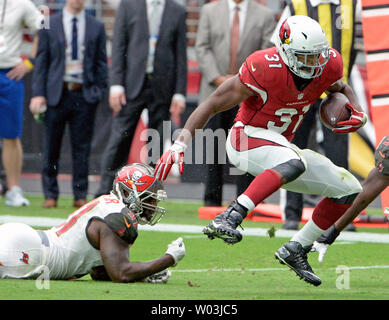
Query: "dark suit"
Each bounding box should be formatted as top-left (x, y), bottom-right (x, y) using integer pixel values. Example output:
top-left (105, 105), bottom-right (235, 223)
top-left (32, 12), bottom-right (108, 201)
top-left (95, 0), bottom-right (187, 196)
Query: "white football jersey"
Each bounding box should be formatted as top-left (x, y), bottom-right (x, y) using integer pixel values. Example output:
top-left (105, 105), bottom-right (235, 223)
top-left (43, 193), bottom-right (139, 280)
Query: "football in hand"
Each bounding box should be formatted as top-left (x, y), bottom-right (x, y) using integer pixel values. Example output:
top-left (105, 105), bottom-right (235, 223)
top-left (319, 92), bottom-right (351, 130)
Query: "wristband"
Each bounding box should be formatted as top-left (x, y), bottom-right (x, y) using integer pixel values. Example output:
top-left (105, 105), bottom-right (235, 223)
top-left (316, 224), bottom-right (340, 245)
top-left (24, 59), bottom-right (34, 70)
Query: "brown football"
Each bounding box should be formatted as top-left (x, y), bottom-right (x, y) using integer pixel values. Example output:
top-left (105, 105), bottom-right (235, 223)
top-left (319, 92), bottom-right (351, 130)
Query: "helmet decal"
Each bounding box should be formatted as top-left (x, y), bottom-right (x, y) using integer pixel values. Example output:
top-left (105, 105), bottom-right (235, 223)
top-left (131, 170), bottom-right (143, 182)
top-left (279, 20), bottom-right (291, 44)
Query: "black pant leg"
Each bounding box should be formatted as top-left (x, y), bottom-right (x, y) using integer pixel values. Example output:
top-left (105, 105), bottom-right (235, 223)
top-left (203, 106), bottom-right (240, 205)
top-left (42, 93), bottom-right (69, 200)
top-left (96, 101), bottom-right (144, 196)
top-left (321, 124), bottom-right (349, 169)
top-left (236, 172), bottom-right (254, 195)
top-left (68, 91), bottom-right (98, 200)
top-left (203, 112), bottom-right (224, 205)
top-left (147, 101), bottom-right (171, 166)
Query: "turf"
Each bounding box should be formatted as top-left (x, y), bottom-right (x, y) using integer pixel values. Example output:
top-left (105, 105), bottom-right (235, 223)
top-left (0, 195), bottom-right (389, 300)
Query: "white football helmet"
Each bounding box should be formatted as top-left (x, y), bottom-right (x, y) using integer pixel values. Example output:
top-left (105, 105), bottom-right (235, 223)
top-left (112, 163), bottom-right (167, 225)
top-left (275, 15), bottom-right (330, 79)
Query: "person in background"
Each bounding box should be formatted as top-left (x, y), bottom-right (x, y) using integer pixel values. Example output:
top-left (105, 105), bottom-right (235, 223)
top-left (94, 0), bottom-right (187, 198)
top-left (30, 0), bottom-right (108, 208)
top-left (0, 0), bottom-right (43, 207)
top-left (195, 0), bottom-right (275, 206)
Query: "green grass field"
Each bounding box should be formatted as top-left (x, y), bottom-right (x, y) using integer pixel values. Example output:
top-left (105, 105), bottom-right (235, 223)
top-left (0, 195), bottom-right (389, 300)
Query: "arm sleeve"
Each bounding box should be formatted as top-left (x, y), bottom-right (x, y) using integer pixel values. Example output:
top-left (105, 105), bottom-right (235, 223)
top-left (174, 7), bottom-right (187, 96)
top-left (31, 29), bottom-right (49, 97)
top-left (23, 0), bottom-right (44, 32)
top-left (195, 5), bottom-right (221, 85)
top-left (270, 6), bottom-right (291, 45)
top-left (95, 23), bottom-right (109, 93)
top-left (109, 0), bottom-right (129, 87)
top-left (260, 12), bottom-right (277, 49)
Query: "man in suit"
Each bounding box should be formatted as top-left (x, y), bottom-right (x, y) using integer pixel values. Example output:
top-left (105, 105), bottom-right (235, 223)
top-left (30, 0), bottom-right (108, 208)
top-left (195, 0), bottom-right (275, 206)
top-left (94, 0), bottom-right (187, 198)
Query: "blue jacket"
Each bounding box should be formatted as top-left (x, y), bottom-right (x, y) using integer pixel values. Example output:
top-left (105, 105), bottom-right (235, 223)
top-left (32, 12), bottom-right (108, 106)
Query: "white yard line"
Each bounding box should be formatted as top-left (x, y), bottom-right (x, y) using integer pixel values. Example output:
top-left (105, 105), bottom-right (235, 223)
top-left (1, 215), bottom-right (389, 243)
top-left (172, 265), bottom-right (389, 273)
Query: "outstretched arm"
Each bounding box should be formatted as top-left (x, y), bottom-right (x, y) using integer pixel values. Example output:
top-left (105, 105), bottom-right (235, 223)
top-left (312, 167), bottom-right (389, 262)
top-left (95, 220), bottom-right (182, 283)
top-left (176, 75), bottom-right (253, 146)
top-left (154, 75), bottom-right (253, 180)
top-left (335, 168), bottom-right (389, 231)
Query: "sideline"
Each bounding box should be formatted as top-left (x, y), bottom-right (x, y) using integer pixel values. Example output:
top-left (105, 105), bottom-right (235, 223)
top-left (1, 215), bottom-right (389, 243)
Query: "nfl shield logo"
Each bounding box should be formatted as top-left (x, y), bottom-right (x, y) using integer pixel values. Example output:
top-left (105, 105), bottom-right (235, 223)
top-left (297, 93), bottom-right (304, 100)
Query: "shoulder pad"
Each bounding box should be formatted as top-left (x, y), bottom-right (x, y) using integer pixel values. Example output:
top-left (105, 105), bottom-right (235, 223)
top-left (104, 207), bottom-right (138, 245)
top-left (375, 136), bottom-right (389, 175)
top-left (326, 48), bottom-right (344, 82)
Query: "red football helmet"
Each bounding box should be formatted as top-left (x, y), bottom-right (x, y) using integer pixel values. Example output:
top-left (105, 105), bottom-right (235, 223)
top-left (112, 163), bottom-right (167, 225)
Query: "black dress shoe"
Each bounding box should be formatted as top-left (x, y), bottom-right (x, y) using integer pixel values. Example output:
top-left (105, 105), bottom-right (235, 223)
top-left (204, 200), bottom-right (222, 207)
top-left (344, 223), bottom-right (356, 232)
top-left (282, 220), bottom-right (300, 230)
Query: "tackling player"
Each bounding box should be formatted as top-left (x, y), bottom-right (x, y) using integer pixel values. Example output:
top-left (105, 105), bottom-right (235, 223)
top-left (154, 16), bottom-right (368, 286)
top-left (0, 163), bottom-right (185, 283)
top-left (311, 135), bottom-right (389, 262)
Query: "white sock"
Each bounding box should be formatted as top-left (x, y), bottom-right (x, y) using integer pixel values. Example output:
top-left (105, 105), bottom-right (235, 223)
top-left (236, 194), bottom-right (255, 212)
top-left (291, 219), bottom-right (325, 247)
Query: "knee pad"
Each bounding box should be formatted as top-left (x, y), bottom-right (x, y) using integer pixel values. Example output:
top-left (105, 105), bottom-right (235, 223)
top-left (329, 193), bottom-right (359, 205)
top-left (272, 159), bottom-right (306, 183)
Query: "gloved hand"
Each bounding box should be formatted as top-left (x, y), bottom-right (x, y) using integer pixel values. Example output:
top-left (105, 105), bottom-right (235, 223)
top-left (155, 141), bottom-right (186, 181)
top-left (311, 241), bottom-right (329, 263)
top-left (144, 269), bottom-right (172, 284)
top-left (310, 224), bottom-right (340, 262)
top-left (165, 237), bottom-right (186, 267)
top-left (333, 102), bottom-right (368, 134)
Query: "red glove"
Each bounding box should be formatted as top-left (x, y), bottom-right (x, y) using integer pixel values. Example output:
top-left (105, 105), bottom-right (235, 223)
top-left (155, 141), bottom-right (186, 181)
top-left (333, 102), bottom-right (368, 134)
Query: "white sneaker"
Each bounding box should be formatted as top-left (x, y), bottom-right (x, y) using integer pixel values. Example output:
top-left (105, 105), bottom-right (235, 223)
top-left (5, 186), bottom-right (30, 207)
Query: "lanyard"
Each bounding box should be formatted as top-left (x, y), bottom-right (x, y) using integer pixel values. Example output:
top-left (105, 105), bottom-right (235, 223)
top-left (0, 0), bottom-right (7, 33)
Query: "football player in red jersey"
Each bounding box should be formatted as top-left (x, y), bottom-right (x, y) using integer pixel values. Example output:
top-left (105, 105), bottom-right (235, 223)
top-left (0, 164), bottom-right (185, 282)
top-left (311, 135), bottom-right (389, 262)
top-left (155, 15), bottom-right (368, 286)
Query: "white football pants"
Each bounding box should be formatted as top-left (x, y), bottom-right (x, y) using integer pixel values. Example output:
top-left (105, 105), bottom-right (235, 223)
top-left (0, 223), bottom-right (49, 279)
top-left (226, 123), bottom-right (362, 198)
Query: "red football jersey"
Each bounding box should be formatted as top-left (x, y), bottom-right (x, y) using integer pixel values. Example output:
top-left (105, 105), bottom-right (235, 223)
top-left (236, 46), bottom-right (344, 141)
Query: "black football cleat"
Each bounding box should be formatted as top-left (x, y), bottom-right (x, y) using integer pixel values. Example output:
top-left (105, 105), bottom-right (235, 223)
top-left (275, 241), bottom-right (322, 286)
top-left (202, 200), bottom-right (246, 244)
